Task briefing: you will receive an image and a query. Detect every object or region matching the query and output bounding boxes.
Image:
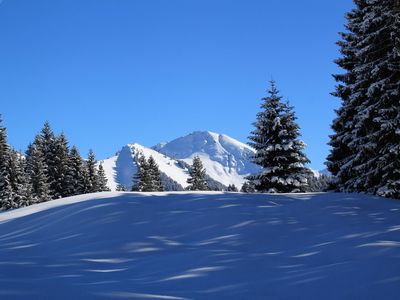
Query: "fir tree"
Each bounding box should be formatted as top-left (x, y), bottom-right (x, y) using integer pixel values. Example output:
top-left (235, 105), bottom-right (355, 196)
top-left (0, 115), bottom-right (13, 209)
top-left (97, 163), bottom-right (110, 192)
top-left (38, 121), bottom-right (57, 198)
top-left (227, 184), bottom-right (238, 192)
top-left (247, 81), bottom-right (311, 193)
top-left (186, 156), bottom-right (209, 191)
top-left (147, 156), bottom-right (164, 192)
top-left (133, 155), bottom-right (153, 192)
top-left (53, 132), bottom-right (71, 198)
top-left (0, 152), bottom-right (17, 210)
top-left (11, 150), bottom-right (35, 207)
top-left (68, 146), bottom-right (86, 195)
top-left (240, 181), bottom-right (256, 193)
top-left (116, 184), bottom-right (127, 192)
top-left (26, 141), bottom-right (52, 202)
top-left (85, 149), bottom-right (98, 193)
top-left (327, 1), bottom-right (400, 198)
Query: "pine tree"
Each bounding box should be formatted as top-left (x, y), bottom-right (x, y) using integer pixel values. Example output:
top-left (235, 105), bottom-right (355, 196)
top-left (248, 81), bottom-right (311, 193)
top-left (53, 132), bottom-right (71, 198)
top-left (26, 137), bottom-right (52, 202)
top-left (133, 155), bottom-right (153, 192)
top-left (68, 146), bottom-right (86, 196)
top-left (327, 1), bottom-right (400, 198)
top-left (11, 150), bottom-right (35, 207)
top-left (0, 116), bottom-right (16, 210)
top-left (85, 149), bottom-right (98, 193)
top-left (186, 156), bottom-right (209, 191)
top-left (227, 184), bottom-right (238, 192)
top-left (97, 163), bottom-right (110, 192)
top-left (240, 181), bottom-right (256, 193)
top-left (39, 121), bottom-right (57, 198)
top-left (147, 156), bottom-right (164, 192)
top-left (116, 184), bottom-right (127, 191)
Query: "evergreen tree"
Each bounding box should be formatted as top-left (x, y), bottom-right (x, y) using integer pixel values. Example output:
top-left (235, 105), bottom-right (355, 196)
top-left (306, 174), bottom-right (331, 192)
top-left (133, 155), bottom-right (153, 192)
top-left (38, 121), bottom-right (57, 198)
top-left (327, 1), bottom-right (400, 198)
top-left (0, 115), bottom-right (13, 209)
top-left (11, 151), bottom-right (35, 207)
top-left (85, 149), bottom-right (98, 193)
top-left (240, 181), bottom-right (256, 193)
top-left (68, 146), bottom-right (86, 195)
top-left (0, 152), bottom-right (17, 210)
top-left (26, 140), bottom-right (52, 202)
top-left (227, 184), bottom-right (238, 192)
top-left (147, 156), bottom-right (164, 192)
top-left (97, 163), bottom-right (110, 192)
top-left (248, 81), bottom-right (311, 193)
top-left (186, 156), bottom-right (209, 191)
top-left (116, 184), bottom-right (127, 191)
top-left (53, 132), bottom-right (71, 198)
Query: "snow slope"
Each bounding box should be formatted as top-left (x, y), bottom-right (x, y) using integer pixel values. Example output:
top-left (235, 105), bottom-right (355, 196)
top-left (0, 192), bottom-right (399, 299)
top-left (155, 131), bottom-right (261, 188)
top-left (101, 131), bottom-right (260, 191)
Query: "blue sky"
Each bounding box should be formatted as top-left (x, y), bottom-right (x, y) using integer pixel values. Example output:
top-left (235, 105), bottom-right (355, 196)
top-left (0, 0), bottom-right (354, 170)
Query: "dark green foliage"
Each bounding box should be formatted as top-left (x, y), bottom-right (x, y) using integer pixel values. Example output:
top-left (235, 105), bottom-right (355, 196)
top-left (247, 81), bottom-right (311, 193)
top-left (133, 155), bottom-right (163, 192)
top-left (97, 163), bottom-right (110, 192)
top-left (67, 146), bottom-right (86, 196)
top-left (147, 156), bottom-right (163, 192)
top-left (39, 121), bottom-right (58, 198)
top-left (116, 184), bottom-right (127, 192)
top-left (25, 137), bottom-right (51, 202)
top-left (327, 0), bottom-right (400, 198)
top-left (85, 149), bottom-right (98, 193)
top-left (186, 156), bottom-right (209, 191)
top-left (240, 181), bottom-right (256, 193)
top-left (160, 172), bottom-right (184, 191)
top-left (227, 184), bottom-right (238, 192)
top-left (306, 174), bottom-right (332, 192)
top-left (53, 132), bottom-right (72, 198)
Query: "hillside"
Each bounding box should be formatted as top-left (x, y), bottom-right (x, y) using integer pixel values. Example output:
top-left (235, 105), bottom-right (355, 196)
top-left (0, 192), bottom-right (399, 299)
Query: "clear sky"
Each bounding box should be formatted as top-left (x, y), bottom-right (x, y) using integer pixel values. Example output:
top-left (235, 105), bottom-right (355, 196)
top-left (0, 0), bottom-right (354, 170)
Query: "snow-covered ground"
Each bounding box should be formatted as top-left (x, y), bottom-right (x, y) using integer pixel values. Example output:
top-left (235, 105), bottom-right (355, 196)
top-left (0, 192), bottom-right (399, 299)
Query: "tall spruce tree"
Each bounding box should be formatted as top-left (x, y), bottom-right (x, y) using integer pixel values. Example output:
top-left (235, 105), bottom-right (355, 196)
top-left (186, 156), bottom-right (209, 191)
top-left (26, 140), bottom-right (52, 202)
top-left (53, 132), bottom-right (71, 198)
top-left (327, 0), bottom-right (400, 198)
top-left (247, 81), bottom-right (311, 193)
top-left (39, 121), bottom-right (57, 198)
top-left (97, 163), bottom-right (110, 192)
top-left (85, 149), bottom-right (98, 193)
top-left (133, 155), bottom-right (153, 192)
top-left (0, 115), bottom-right (13, 209)
top-left (68, 146), bottom-right (86, 195)
top-left (11, 150), bottom-right (35, 207)
top-left (147, 156), bottom-right (164, 192)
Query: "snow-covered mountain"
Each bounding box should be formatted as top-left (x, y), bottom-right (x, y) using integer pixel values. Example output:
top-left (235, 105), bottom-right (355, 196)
top-left (100, 131), bottom-right (261, 191)
top-left (155, 131), bottom-right (261, 187)
top-left (101, 143), bottom-right (190, 191)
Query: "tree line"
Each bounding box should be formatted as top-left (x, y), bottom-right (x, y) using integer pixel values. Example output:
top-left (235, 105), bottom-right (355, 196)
top-left (0, 118), bottom-right (109, 210)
